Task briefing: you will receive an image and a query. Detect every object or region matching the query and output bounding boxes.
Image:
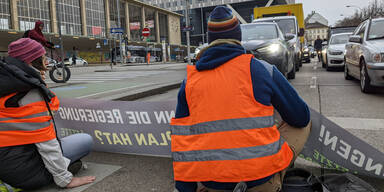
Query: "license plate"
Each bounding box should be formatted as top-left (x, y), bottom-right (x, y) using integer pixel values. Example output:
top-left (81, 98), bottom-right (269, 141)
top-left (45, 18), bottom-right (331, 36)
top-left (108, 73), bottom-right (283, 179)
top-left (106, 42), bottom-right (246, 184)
top-left (304, 54), bottom-right (308, 56)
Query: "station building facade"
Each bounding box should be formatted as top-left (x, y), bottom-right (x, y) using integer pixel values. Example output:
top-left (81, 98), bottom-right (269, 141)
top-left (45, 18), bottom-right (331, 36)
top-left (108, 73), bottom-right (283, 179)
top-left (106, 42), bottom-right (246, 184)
top-left (0, 0), bottom-right (184, 63)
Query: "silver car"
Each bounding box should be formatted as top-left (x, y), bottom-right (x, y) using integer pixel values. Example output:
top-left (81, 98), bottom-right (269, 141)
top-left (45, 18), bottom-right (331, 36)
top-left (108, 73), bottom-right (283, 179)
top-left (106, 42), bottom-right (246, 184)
top-left (345, 18), bottom-right (384, 93)
top-left (325, 33), bottom-right (352, 70)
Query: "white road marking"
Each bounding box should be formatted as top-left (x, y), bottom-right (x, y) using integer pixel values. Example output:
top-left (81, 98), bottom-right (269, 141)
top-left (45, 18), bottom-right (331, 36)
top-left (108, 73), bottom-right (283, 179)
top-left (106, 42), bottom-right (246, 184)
top-left (310, 76), bottom-right (317, 88)
top-left (328, 117), bottom-right (384, 130)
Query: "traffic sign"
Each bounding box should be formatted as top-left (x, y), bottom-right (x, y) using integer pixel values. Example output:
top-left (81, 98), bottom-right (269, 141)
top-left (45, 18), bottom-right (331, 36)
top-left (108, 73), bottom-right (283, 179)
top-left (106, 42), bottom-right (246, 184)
top-left (110, 28), bottom-right (124, 34)
top-left (142, 28), bottom-right (150, 37)
top-left (103, 39), bottom-right (108, 45)
top-left (182, 26), bottom-right (194, 32)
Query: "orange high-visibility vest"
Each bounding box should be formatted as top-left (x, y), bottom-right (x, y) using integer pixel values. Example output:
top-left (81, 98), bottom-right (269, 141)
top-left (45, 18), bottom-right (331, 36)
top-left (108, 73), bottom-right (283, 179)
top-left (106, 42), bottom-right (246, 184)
top-left (0, 91), bottom-right (59, 147)
top-left (171, 54), bottom-right (293, 182)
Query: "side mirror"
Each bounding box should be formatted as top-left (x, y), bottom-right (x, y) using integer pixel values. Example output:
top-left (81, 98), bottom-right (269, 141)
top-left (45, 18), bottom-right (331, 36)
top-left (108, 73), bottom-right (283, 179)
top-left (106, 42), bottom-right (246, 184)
top-left (349, 35), bottom-right (362, 43)
top-left (284, 33), bottom-right (296, 41)
top-left (299, 28), bottom-right (305, 37)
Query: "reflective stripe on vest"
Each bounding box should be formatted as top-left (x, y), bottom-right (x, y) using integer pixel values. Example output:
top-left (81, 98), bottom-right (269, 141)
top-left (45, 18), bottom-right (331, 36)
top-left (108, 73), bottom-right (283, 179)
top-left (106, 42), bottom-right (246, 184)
top-left (0, 91), bottom-right (59, 147)
top-left (173, 137), bottom-right (285, 162)
top-left (171, 54), bottom-right (293, 182)
top-left (0, 121), bottom-right (51, 131)
top-left (171, 116), bottom-right (274, 135)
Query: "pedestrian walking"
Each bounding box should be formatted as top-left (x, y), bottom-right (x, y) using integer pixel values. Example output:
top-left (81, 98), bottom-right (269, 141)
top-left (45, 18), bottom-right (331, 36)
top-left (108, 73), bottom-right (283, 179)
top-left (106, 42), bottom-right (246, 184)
top-left (171, 6), bottom-right (311, 192)
top-left (147, 52), bottom-right (151, 64)
top-left (0, 38), bottom-right (95, 190)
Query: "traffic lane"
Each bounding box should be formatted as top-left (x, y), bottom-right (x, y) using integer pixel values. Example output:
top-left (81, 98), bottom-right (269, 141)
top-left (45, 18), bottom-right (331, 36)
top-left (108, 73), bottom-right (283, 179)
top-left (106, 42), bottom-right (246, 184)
top-left (319, 84), bottom-right (384, 119)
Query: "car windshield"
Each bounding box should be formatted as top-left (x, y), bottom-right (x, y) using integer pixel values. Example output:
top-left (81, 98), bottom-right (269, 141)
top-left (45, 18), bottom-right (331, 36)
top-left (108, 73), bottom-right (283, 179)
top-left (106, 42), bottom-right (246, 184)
top-left (368, 20), bottom-right (384, 40)
top-left (241, 24), bottom-right (278, 41)
top-left (274, 19), bottom-right (296, 35)
top-left (330, 34), bottom-right (350, 45)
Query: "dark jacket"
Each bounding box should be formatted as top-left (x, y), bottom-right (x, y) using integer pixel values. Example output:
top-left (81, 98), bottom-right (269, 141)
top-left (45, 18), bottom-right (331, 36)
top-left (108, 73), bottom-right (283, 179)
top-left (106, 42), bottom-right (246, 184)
top-left (175, 43), bottom-right (310, 190)
top-left (0, 57), bottom-right (54, 189)
top-left (314, 38), bottom-right (323, 51)
top-left (28, 21), bottom-right (53, 48)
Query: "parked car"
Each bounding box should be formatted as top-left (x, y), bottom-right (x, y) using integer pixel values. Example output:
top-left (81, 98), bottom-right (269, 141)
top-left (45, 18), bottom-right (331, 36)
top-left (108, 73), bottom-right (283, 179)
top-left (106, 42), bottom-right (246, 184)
top-left (194, 43), bottom-right (209, 60)
top-left (64, 57), bottom-right (88, 66)
top-left (322, 26), bottom-right (357, 68)
top-left (253, 16), bottom-right (304, 71)
top-left (302, 46), bottom-right (311, 63)
top-left (241, 22), bottom-right (295, 79)
top-left (308, 46), bottom-right (316, 58)
top-left (345, 18), bottom-right (384, 93)
top-left (321, 41), bottom-right (328, 65)
top-left (184, 53), bottom-right (196, 63)
top-left (324, 33), bottom-right (352, 70)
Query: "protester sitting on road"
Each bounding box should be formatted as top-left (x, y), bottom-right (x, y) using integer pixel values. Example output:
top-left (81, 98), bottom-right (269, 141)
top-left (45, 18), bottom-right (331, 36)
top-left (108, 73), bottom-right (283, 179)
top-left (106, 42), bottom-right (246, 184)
top-left (171, 6), bottom-right (311, 192)
top-left (314, 36), bottom-right (323, 61)
top-left (0, 38), bottom-right (95, 190)
top-left (27, 20), bottom-right (54, 49)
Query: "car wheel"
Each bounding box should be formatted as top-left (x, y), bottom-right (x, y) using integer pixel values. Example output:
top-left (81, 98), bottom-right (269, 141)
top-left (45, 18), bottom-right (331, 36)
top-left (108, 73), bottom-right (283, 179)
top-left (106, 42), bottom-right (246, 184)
top-left (360, 60), bottom-right (373, 93)
top-left (287, 64), bottom-right (296, 79)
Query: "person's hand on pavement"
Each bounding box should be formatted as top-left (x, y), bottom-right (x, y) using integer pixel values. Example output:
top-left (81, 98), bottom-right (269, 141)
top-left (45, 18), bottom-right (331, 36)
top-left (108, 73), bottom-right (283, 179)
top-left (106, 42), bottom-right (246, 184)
top-left (66, 176), bottom-right (96, 188)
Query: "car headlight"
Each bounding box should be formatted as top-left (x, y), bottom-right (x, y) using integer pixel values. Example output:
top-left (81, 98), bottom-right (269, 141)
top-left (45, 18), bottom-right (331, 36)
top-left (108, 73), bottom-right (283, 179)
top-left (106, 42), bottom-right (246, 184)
top-left (257, 44), bottom-right (281, 54)
top-left (328, 49), bottom-right (343, 55)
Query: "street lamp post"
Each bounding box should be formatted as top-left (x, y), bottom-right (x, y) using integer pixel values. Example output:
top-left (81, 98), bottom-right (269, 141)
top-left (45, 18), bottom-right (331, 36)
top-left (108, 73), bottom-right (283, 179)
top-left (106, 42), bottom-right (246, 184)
top-left (346, 5), bottom-right (363, 12)
top-left (185, 0), bottom-right (191, 65)
top-left (116, 0), bottom-right (123, 65)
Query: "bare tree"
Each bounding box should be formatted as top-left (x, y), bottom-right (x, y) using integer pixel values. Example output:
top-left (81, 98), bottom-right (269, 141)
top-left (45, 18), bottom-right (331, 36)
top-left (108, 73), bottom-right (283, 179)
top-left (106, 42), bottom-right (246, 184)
top-left (336, 0), bottom-right (384, 27)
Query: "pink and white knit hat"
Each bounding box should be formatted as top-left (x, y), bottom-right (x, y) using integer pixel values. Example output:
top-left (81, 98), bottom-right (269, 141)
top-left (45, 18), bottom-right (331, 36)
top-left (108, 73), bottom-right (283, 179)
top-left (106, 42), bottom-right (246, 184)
top-left (8, 38), bottom-right (46, 64)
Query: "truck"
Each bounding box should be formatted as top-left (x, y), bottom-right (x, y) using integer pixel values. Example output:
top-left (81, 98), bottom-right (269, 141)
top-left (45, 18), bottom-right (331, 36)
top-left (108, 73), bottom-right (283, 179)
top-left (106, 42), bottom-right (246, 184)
top-left (253, 4), bottom-right (305, 71)
top-left (253, 4), bottom-right (305, 43)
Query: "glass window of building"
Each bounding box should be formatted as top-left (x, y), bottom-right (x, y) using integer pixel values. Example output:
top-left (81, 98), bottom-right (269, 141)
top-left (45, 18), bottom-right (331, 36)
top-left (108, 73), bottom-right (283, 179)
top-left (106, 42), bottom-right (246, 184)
top-left (85, 0), bottom-right (106, 37)
top-left (57, 0), bottom-right (82, 36)
top-left (109, 0), bottom-right (126, 30)
top-left (17, 0), bottom-right (51, 32)
top-left (145, 8), bottom-right (156, 42)
top-left (0, 0), bottom-right (10, 30)
top-left (129, 4), bottom-right (142, 41)
top-left (159, 13), bottom-right (168, 43)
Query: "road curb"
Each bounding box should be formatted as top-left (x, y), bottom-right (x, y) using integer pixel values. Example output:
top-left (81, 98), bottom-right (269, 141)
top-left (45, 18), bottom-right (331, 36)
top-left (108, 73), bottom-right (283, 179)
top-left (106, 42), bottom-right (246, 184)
top-left (113, 82), bottom-right (181, 101)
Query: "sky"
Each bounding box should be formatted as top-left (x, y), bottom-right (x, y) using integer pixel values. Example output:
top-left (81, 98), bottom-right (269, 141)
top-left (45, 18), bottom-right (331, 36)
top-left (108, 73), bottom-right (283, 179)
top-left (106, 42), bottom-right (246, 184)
top-left (295, 0), bottom-right (377, 26)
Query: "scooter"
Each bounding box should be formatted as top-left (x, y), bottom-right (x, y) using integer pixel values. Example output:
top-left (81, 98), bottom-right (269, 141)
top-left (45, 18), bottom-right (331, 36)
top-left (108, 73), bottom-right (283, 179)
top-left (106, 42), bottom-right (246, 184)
top-left (48, 47), bottom-right (71, 83)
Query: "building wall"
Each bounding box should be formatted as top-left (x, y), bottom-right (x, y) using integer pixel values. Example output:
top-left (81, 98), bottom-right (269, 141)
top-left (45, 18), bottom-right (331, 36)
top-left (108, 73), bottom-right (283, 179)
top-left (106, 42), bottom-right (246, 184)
top-left (305, 27), bottom-right (328, 45)
top-left (168, 14), bottom-right (181, 45)
top-left (0, 0), bottom-right (181, 45)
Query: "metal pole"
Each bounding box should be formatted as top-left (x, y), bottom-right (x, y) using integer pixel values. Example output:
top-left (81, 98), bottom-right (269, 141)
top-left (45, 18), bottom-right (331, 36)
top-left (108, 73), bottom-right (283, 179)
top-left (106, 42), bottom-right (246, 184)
top-left (185, 0), bottom-right (191, 65)
top-left (201, 7), bottom-right (204, 44)
top-left (116, 0), bottom-right (123, 65)
top-left (56, 0), bottom-right (66, 81)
